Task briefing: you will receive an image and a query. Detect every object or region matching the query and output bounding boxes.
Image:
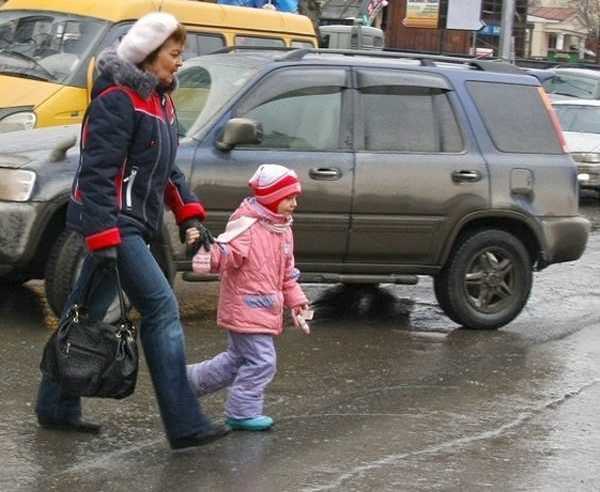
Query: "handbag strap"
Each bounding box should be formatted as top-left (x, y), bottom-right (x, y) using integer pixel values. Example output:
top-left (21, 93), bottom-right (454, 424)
top-left (76, 264), bottom-right (129, 323)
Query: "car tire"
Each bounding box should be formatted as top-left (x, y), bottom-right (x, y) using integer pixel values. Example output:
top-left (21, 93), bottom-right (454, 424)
top-left (434, 229), bottom-right (532, 330)
top-left (433, 274), bottom-right (460, 324)
top-left (45, 229), bottom-right (175, 320)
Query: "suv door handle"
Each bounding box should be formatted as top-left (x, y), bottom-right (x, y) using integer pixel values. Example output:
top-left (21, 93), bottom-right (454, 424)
top-left (452, 169), bottom-right (482, 183)
top-left (309, 168), bottom-right (342, 180)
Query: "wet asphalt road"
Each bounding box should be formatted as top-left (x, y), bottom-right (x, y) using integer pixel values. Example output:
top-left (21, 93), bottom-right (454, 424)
top-left (1, 199), bottom-right (599, 492)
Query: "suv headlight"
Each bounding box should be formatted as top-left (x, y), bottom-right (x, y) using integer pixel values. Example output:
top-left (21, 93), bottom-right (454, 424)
top-left (571, 152), bottom-right (600, 164)
top-left (0, 169), bottom-right (36, 201)
top-left (0, 111), bottom-right (37, 133)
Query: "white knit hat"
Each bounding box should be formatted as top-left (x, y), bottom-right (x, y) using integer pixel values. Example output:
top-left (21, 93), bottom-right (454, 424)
top-left (117, 12), bottom-right (179, 64)
top-left (249, 164), bottom-right (302, 212)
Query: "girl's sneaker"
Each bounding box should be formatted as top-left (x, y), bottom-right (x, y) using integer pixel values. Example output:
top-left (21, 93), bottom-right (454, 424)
top-left (225, 415), bottom-right (273, 431)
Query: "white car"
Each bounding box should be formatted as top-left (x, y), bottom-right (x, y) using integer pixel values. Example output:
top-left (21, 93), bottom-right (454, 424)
top-left (552, 98), bottom-right (600, 192)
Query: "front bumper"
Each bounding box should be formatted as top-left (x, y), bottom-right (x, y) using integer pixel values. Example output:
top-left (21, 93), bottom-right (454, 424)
top-left (539, 215), bottom-right (591, 266)
top-left (0, 201), bottom-right (42, 274)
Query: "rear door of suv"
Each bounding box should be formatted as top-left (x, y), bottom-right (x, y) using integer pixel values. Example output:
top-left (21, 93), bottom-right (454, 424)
top-left (348, 67), bottom-right (490, 269)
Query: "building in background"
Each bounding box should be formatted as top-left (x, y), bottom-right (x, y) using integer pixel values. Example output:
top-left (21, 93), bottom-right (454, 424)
top-left (373, 0), bottom-right (528, 57)
top-left (527, 6), bottom-right (588, 61)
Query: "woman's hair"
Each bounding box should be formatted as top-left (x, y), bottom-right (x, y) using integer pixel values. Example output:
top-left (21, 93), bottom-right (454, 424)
top-left (141, 23), bottom-right (187, 66)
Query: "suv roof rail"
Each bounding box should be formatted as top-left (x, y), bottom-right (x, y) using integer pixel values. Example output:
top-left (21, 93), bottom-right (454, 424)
top-left (210, 46), bottom-right (297, 54)
top-left (274, 48), bottom-right (525, 74)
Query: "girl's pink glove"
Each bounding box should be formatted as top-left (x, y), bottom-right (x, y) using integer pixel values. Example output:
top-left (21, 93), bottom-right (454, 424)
top-left (192, 246), bottom-right (211, 274)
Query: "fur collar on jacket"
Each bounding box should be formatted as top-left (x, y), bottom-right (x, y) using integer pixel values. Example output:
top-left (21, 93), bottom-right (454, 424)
top-left (95, 48), bottom-right (177, 100)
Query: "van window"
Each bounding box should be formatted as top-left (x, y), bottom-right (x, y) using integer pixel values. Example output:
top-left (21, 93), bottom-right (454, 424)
top-left (184, 33), bottom-right (225, 58)
top-left (0, 11), bottom-right (106, 85)
top-left (360, 86), bottom-right (463, 152)
top-left (235, 35), bottom-right (285, 47)
top-left (468, 81), bottom-right (563, 154)
top-left (291, 39), bottom-right (314, 48)
top-left (236, 68), bottom-right (346, 150)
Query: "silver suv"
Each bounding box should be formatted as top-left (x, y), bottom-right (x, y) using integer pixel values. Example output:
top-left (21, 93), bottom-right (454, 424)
top-left (0, 48), bottom-right (591, 329)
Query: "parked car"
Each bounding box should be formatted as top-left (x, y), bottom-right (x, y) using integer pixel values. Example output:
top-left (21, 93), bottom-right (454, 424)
top-left (542, 67), bottom-right (600, 100)
top-left (0, 48), bottom-right (591, 330)
top-left (553, 98), bottom-right (600, 192)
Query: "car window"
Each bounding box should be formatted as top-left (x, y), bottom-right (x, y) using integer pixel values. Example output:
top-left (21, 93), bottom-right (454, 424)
top-left (468, 81), bottom-right (563, 154)
top-left (359, 85), bottom-right (463, 152)
top-left (183, 33), bottom-right (225, 59)
top-left (554, 105), bottom-right (600, 134)
top-left (543, 73), bottom-right (599, 99)
top-left (172, 56), bottom-right (264, 136)
top-left (235, 35), bottom-right (285, 47)
top-left (236, 68), bottom-right (346, 150)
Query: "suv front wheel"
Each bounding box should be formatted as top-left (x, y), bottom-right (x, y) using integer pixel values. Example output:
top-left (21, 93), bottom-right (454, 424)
top-left (434, 229), bottom-right (533, 330)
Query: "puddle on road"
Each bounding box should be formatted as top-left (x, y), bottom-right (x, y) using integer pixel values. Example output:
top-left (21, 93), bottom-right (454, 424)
top-left (306, 284), bottom-right (454, 334)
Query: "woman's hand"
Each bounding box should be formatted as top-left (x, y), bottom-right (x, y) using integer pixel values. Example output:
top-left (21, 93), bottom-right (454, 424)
top-left (186, 227), bottom-right (200, 245)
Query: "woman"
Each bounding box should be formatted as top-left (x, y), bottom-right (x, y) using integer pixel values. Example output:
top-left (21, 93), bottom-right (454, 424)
top-left (35, 12), bottom-right (228, 450)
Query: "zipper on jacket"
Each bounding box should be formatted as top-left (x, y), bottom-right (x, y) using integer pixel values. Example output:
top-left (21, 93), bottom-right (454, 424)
top-left (123, 166), bottom-right (139, 210)
top-left (142, 113), bottom-right (162, 223)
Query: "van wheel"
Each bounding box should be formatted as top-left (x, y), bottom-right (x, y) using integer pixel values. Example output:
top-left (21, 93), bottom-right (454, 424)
top-left (434, 229), bottom-right (532, 330)
top-left (45, 230), bottom-right (174, 320)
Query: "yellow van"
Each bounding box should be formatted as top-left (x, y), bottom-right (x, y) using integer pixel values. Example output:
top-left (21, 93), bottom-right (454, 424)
top-left (0, 0), bottom-right (317, 132)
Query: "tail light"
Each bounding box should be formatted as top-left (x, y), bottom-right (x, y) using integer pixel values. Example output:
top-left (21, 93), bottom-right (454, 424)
top-left (537, 87), bottom-right (568, 153)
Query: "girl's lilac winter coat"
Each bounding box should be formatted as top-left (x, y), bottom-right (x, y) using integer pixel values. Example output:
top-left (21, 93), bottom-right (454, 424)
top-left (194, 197), bottom-right (308, 335)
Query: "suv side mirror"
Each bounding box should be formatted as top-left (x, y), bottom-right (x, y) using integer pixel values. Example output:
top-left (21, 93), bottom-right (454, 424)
top-left (216, 118), bottom-right (263, 151)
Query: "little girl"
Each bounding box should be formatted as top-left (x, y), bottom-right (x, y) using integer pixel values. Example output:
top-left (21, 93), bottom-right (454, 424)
top-left (186, 164), bottom-right (310, 431)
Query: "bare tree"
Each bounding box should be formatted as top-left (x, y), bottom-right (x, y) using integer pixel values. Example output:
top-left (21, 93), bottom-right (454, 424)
top-left (574, 0), bottom-right (600, 35)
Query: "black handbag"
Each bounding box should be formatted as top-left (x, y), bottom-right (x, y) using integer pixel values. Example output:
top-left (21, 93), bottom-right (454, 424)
top-left (40, 266), bottom-right (138, 399)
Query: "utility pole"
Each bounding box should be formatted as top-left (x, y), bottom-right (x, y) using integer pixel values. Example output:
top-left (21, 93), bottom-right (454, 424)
top-left (498, 0), bottom-right (515, 62)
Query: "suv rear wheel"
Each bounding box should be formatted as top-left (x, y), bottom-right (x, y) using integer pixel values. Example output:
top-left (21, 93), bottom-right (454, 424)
top-left (44, 229), bottom-right (174, 320)
top-left (434, 229), bottom-right (532, 330)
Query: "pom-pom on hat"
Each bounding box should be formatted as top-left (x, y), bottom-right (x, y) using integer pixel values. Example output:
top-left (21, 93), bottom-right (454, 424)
top-left (249, 164), bottom-right (302, 212)
top-left (117, 12), bottom-right (179, 65)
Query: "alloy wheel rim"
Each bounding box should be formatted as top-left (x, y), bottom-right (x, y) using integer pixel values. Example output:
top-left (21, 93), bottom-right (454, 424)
top-left (463, 248), bottom-right (515, 314)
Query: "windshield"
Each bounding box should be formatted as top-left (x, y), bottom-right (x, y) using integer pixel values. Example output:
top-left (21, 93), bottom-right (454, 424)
top-left (0, 10), bottom-right (106, 83)
top-left (554, 105), bottom-right (600, 134)
top-left (172, 54), bottom-right (266, 136)
top-left (543, 73), bottom-right (600, 99)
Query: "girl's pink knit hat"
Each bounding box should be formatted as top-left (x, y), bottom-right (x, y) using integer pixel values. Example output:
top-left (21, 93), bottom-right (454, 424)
top-left (248, 164), bottom-right (302, 212)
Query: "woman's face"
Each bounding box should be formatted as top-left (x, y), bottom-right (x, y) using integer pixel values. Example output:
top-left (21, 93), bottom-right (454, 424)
top-left (145, 38), bottom-right (184, 86)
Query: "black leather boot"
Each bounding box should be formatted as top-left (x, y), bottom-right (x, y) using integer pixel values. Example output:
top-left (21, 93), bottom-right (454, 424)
top-left (170, 424), bottom-right (230, 450)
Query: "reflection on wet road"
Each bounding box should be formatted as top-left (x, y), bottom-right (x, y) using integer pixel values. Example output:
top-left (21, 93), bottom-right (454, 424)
top-left (0, 203), bottom-right (598, 491)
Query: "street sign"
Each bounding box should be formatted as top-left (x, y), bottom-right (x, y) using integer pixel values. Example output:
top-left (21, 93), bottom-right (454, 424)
top-left (403, 0), bottom-right (440, 29)
top-left (446, 0), bottom-right (484, 30)
top-left (480, 24), bottom-right (501, 36)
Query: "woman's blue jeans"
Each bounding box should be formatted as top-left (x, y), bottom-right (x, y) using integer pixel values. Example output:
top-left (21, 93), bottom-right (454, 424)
top-left (36, 233), bottom-right (212, 441)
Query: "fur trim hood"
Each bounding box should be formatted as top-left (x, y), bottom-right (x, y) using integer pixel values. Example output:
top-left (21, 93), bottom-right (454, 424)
top-left (94, 49), bottom-right (176, 99)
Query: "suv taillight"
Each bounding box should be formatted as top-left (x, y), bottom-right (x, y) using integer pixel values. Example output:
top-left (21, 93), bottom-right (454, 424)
top-left (537, 87), bottom-right (568, 153)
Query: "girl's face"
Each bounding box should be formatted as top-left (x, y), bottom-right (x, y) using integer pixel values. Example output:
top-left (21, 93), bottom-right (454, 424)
top-left (276, 195), bottom-right (298, 217)
top-left (145, 38), bottom-right (184, 86)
